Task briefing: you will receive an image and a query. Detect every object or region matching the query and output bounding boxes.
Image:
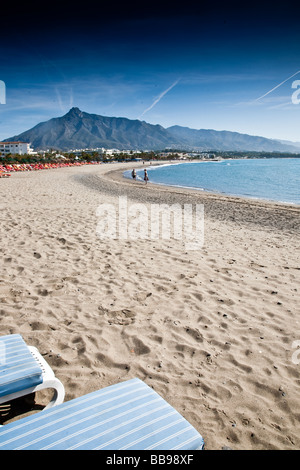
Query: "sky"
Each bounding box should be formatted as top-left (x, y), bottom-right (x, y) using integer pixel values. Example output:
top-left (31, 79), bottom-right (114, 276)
top-left (1, 1), bottom-right (300, 144)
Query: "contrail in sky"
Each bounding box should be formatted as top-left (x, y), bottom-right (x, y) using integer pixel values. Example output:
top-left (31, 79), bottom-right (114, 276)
top-left (54, 86), bottom-right (64, 113)
top-left (139, 79), bottom-right (180, 118)
top-left (254, 70), bottom-right (300, 102)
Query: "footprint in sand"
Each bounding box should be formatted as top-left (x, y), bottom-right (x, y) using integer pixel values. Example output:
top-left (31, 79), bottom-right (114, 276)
top-left (192, 292), bottom-right (203, 302)
top-left (100, 307), bottom-right (136, 325)
top-left (131, 337), bottom-right (151, 355)
top-left (96, 352), bottom-right (129, 370)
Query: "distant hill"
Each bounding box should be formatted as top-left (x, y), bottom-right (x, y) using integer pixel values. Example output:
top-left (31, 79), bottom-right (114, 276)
top-left (166, 126), bottom-right (300, 152)
top-left (4, 107), bottom-right (300, 153)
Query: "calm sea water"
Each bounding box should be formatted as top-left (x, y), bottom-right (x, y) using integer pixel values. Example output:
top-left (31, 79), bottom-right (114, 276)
top-left (125, 158), bottom-right (300, 205)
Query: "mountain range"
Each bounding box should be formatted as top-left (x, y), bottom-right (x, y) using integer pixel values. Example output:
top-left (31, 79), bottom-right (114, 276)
top-left (4, 107), bottom-right (300, 153)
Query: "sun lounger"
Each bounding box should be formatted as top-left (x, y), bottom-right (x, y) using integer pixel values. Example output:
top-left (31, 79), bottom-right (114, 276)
top-left (0, 334), bottom-right (65, 410)
top-left (0, 378), bottom-right (204, 450)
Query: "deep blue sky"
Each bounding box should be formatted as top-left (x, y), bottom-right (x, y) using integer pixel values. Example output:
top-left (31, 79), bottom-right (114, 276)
top-left (1, 1), bottom-right (300, 143)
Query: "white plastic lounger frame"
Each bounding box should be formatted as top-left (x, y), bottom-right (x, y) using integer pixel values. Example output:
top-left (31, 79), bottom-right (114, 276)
top-left (0, 334), bottom-right (65, 410)
top-left (0, 345), bottom-right (65, 409)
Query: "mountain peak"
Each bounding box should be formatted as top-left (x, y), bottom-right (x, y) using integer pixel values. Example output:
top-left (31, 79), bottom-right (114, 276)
top-left (66, 107), bottom-right (83, 117)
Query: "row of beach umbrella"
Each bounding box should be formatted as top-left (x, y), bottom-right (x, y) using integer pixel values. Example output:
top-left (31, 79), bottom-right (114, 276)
top-left (0, 161), bottom-right (101, 177)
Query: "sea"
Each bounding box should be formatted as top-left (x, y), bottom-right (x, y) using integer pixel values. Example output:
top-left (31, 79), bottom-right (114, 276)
top-left (124, 158), bottom-right (300, 205)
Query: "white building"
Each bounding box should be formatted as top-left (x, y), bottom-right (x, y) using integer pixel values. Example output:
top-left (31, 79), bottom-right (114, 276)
top-left (0, 141), bottom-right (36, 157)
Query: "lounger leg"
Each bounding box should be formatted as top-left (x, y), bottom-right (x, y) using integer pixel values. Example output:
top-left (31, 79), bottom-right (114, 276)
top-left (44, 382), bottom-right (65, 409)
top-left (0, 378), bottom-right (65, 409)
top-left (28, 346), bottom-right (65, 408)
top-left (34, 378), bottom-right (65, 409)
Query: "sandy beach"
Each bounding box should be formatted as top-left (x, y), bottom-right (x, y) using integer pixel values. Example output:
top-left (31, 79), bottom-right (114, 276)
top-left (0, 161), bottom-right (299, 450)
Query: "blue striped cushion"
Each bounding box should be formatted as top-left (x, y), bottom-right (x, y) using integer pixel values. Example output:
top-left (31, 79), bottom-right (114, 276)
top-left (0, 334), bottom-right (43, 398)
top-left (0, 378), bottom-right (204, 450)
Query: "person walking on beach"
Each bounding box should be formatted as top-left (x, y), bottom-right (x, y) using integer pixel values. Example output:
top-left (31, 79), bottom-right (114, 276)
top-left (131, 169), bottom-right (136, 180)
top-left (144, 169), bottom-right (149, 184)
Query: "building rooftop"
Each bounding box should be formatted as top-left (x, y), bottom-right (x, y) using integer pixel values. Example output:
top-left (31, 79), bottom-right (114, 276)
top-left (0, 141), bottom-right (30, 144)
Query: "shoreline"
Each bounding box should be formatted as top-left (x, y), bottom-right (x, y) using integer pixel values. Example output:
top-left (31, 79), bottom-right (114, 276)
top-left (76, 162), bottom-right (299, 235)
top-left (122, 158), bottom-right (300, 208)
top-left (121, 160), bottom-right (300, 207)
top-left (0, 163), bottom-right (299, 449)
